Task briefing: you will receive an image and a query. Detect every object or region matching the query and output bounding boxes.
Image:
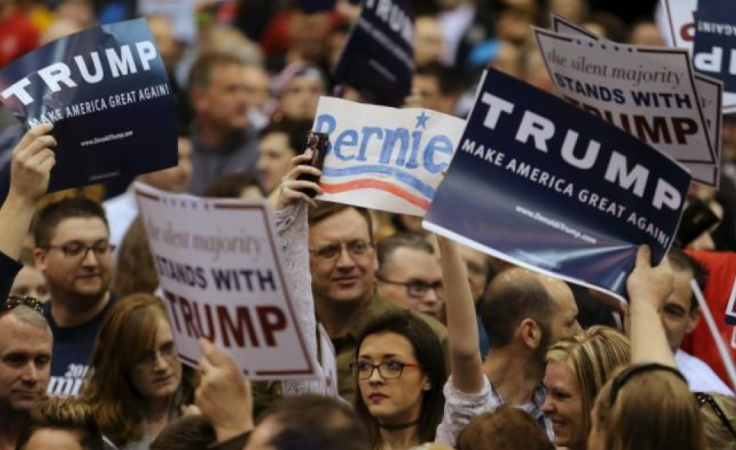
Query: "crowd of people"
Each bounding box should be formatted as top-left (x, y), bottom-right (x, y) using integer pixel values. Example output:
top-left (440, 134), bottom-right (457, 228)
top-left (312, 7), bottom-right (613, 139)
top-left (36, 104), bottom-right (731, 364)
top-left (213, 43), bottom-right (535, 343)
top-left (0, 0), bottom-right (735, 450)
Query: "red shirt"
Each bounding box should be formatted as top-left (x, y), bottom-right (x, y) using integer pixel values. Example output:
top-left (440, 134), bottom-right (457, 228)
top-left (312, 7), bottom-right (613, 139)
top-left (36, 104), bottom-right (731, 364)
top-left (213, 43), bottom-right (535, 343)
top-left (683, 250), bottom-right (736, 390)
top-left (0, 10), bottom-right (40, 68)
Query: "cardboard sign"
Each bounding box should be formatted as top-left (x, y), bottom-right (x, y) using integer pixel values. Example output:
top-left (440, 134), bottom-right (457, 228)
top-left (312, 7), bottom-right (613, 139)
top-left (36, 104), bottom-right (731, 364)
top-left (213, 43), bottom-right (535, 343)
top-left (693, 0), bottom-right (736, 113)
top-left (312, 96), bottom-right (464, 215)
top-left (535, 28), bottom-right (716, 170)
top-left (135, 183), bottom-right (317, 380)
top-left (659, 0), bottom-right (736, 113)
top-left (423, 69), bottom-right (691, 301)
top-left (659, 0), bottom-right (698, 49)
top-left (332, 0), bottom-right (414, 106)
top-left (549, 14), bottom-right (722, 188)
top-left (0, 19), bottom-right (177, 193)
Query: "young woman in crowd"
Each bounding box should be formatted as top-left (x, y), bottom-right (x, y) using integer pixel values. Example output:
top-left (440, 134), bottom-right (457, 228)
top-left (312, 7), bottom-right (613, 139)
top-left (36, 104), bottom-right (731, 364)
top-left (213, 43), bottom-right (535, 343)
top-left (587, 246), bottom-right (709, 450)
top-left (351, 311), bottom-right (446, 450)
top-left (81, 294), bottom-right (198, 449)
top-left (541, 326), bottom-right (630, 450)
top-left (588, 364), bottom-right (706, 450)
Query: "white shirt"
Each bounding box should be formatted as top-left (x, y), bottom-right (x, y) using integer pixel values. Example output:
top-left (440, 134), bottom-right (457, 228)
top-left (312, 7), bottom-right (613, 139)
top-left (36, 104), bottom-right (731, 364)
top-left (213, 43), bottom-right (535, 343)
top-left (102, 188), bottom-right (138, 254)
top-left (676, 349), bottom-right (733, 396)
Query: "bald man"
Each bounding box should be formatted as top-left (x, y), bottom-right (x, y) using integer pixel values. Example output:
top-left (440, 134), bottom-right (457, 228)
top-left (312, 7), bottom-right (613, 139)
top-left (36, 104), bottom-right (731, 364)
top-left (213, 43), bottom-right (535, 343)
top-left (477, 268), bottom-right (582, 439)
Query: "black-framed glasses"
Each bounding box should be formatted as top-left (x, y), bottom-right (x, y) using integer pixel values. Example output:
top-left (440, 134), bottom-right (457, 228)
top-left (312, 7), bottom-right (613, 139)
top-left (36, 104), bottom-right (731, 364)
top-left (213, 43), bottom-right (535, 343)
top-left (376, 275), bottom-right (443, 298)
top-left (43, 240), bottom-right (116, 259)
top-left (309, 240), bottom-right (372, 261)
top-left (609, 363), bottom-right (687, 405)
top-left (695, 392), bottom-right (736, 439)
top-left (349, 360), bottom-right (423, 380)
top-left (2, 295), bottom-right (43, 314)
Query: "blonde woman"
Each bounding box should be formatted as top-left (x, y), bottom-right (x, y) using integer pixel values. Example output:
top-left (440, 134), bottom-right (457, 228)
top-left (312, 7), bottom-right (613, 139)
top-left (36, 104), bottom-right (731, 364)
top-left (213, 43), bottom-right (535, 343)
top-left (541, 326), bottom-right (630, 450)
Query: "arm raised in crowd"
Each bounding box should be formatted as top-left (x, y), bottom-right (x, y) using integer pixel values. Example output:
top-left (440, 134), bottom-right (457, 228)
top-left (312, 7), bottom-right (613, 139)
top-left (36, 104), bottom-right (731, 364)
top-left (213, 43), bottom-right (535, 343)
top-left (195, 338), bottom-right (254, 448)
top-left (626, 245), bottom-right (676, 367)
top-left (275, 149), bottom-right (321, 211)
top-left (437, 236), bottom-right (484, 393)
top-left (0, 123), bottom-right (56, 260)
top-left (272, 150), bottom-right (326, 397)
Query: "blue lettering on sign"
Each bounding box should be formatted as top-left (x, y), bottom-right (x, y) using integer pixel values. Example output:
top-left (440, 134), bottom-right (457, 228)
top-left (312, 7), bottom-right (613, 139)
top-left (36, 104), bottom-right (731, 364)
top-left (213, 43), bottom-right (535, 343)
top-left (314, 112), bottom-right (454, 175)
top-left (313, 112), bottom-right (455, 199)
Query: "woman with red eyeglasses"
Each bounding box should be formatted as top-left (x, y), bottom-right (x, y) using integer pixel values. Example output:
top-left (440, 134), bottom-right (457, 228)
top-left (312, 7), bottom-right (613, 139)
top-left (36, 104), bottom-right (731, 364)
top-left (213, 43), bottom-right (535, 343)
top-left (351, 310), bottom-right (447, 450)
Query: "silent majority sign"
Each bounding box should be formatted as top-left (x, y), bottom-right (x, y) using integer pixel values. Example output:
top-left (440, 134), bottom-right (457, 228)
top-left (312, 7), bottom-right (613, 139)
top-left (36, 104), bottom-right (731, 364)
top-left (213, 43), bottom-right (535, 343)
top-left (135, 183), bottom-right (317, 380)
top-left (0, 18), bottom-right (177, 192)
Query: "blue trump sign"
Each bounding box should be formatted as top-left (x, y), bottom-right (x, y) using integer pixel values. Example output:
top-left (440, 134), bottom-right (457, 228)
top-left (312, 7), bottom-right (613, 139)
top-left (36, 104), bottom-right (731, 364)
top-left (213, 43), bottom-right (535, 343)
top-left (333, 0), bottom-right (414, 106)
top-left (424, 69), bottom-right (692, 300)
top-left (0, 18), bottom-right (177, 193)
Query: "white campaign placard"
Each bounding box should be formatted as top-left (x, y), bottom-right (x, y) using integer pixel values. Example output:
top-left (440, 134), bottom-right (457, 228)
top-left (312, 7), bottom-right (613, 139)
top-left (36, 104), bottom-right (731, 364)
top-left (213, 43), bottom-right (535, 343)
top-left (550, 14), bottom-right (722, 188)
top-left (135, 183), bottom-right (317, 380)
top-left (312, 97), bottom-right (465, 216)
top-left (659, 0), bottom-right (736, 113)
top-left (659, 0), bottom-right (697, 50)
top-left (535, 27), bottom-right (715, 171)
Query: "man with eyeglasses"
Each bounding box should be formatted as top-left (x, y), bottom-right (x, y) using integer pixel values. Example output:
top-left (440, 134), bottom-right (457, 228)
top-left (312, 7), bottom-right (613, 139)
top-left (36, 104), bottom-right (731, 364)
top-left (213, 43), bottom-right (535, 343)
top-left (376, 233), bottom-right (444, 319)
top-left (306, 202), bottom-right (449, 403)
top-left (0, 297), bottom-right (52, 450)
top-left (33, 197), bottom-right (116, 397)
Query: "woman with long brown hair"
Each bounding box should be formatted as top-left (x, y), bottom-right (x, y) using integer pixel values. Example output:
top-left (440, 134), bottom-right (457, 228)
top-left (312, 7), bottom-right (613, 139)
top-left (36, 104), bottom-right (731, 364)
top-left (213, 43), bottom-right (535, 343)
top-left (81, 294), bottom-right (197, 449)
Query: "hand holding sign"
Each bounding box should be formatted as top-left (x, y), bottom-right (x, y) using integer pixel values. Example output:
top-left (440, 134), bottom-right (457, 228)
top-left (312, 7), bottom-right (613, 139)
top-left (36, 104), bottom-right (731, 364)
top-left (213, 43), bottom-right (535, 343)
top-left (10, 123), bottom-right (57, 205)
top-left (626, 245), bottom-right (674, 311)
top-left (626, 245), bottom-right (677, 366)
top-left (276, 150), bottom-right (323, 210)
top-left (196, 338), bottom-right (254, 443)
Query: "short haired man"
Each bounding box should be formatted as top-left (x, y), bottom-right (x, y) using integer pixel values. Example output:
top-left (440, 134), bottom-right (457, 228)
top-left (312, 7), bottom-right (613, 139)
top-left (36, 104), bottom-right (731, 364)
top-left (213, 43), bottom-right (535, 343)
top-left (15, 397), bottom-right (103, 450)
top-left (33, 198), bottom-right (116, 397)
top-left (103, 130), bottom-right (193, 251)
top-left (306, 202), bottom-right (449, 403)
top-left (376, 233), bottom-right (443, 319)
top-left (0, 300), bottom-right (52, 450)
top-left (414, 15), bottom-right (444, 66)
top-left (412, 62), bottom-right (460, 115)
top-left (256, 118), bottom-right (312, 198)
top-left (479, 269), bottom-right (581, 439)
top-left (664, 249), bottom-right (732, 395)
top-left (187, 53), bottom-right (260, 194)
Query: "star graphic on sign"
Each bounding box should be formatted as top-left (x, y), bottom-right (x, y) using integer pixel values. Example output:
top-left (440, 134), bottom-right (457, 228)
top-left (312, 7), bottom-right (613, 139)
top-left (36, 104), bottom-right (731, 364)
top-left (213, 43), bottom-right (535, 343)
top-left (416, 111), bottom-right (430, 129)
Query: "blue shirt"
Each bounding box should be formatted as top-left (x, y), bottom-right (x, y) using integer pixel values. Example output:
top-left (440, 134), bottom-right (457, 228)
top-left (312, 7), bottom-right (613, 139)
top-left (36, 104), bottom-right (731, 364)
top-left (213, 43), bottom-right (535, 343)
top-left (44, 294), bottom-right (117, 397)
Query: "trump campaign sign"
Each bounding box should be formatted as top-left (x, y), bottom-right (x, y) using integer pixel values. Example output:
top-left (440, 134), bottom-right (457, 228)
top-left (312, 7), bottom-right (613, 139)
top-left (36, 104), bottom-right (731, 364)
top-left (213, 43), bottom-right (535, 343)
top-left (548, 14), bottom-right (723, 188)
top-left (136, 183), bottom-right (317, 380)
top-left (424, 69), bottom-right (691, 301)
top-left (333, 0), bottom-right (414, 106)
top-left (312, 96), bottom-right (464, 216)
top-left (0, 18), bottom-right (177, 193)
